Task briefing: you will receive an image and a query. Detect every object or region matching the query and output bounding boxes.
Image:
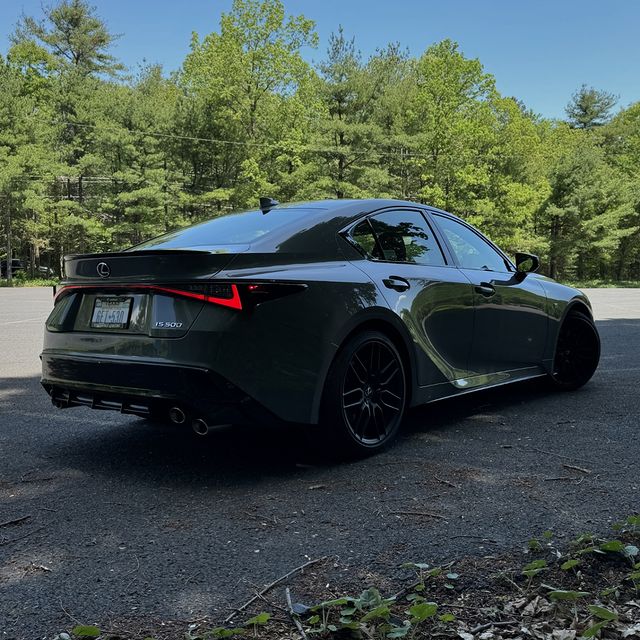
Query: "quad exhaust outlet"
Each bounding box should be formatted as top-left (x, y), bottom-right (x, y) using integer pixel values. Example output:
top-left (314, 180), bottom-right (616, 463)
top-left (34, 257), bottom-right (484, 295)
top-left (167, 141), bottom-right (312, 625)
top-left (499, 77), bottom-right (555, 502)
top-left (168, 406), bottom-right (186, 424)
top-left (192, 418), bottom-right (209, 436)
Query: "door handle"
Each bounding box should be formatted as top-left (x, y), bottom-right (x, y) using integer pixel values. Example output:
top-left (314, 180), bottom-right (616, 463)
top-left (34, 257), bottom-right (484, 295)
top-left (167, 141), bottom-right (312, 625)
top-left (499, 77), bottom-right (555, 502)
top-left (475, 282), bottom-right (496, 297)
top-left (382, 276), bottom-right (410, 292)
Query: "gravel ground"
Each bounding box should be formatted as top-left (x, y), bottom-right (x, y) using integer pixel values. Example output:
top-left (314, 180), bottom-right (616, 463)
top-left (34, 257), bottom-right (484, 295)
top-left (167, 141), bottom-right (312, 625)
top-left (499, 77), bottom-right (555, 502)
top-left (0, 287), bottom-right (638, 639)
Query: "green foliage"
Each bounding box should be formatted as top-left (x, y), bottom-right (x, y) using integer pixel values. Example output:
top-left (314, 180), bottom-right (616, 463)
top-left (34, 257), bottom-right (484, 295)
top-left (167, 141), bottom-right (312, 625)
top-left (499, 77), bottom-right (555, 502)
top-left (587, 605), bottom-right (618, 621)
top-left (629, 562), bottom-right (640, 590)
top-left (71, 626), bottom-right (101, 639)
top-left (522, 559), bottom-right (547, 577)
top-left (304, 586), bottom-right (440, 638)
top-left (0, 276), bottom-right (57, 287)
top-left (561, 558), bottom-right (581, 571)
top-left (408, 601), bottom-right (438, 622)
top-left (581, 604), bottom-right (619, 638)
top-left (566, 85), bottom-right (617, 130)
top-left (52, 514), bottom-right (640, 640)
top-left (186, 612), bottom-right (270, 639)
top-left (623, 515), bottom-right (640, 533)
top-left (528, 538), bottom-right (542, 552)
top-left (2, 0), bottom-right (640, 284)
top-left (547, 589), bottom-right (590, 601)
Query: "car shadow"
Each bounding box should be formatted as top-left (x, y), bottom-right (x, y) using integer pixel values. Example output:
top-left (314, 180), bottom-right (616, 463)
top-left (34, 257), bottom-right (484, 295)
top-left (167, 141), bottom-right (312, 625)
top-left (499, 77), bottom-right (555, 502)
top-left (2, 314), bottom-right (631, 488)
top-left (0, 374), bottom-right (559, 489)
top-left (404, 376), bottom-right (551, 431)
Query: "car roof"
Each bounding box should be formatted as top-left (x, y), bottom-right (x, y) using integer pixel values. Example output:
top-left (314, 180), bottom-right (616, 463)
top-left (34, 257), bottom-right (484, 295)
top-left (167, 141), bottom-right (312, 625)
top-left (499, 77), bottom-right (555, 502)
top-left (276, 198), bottom-right (450, 215)
top-left (126, 198), bottom-right (464, 258)
top-left (250, 198), bottom-right (455, 233)
top-left (269, 198), bottom-right (459, 223)
top-left (247, 199), bottom-right (461, 251)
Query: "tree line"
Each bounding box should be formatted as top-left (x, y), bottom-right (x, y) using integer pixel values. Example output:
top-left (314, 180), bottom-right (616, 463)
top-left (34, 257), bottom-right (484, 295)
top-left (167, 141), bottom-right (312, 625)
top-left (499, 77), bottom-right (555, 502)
top-left (1, 0), bottom-right (639, 282)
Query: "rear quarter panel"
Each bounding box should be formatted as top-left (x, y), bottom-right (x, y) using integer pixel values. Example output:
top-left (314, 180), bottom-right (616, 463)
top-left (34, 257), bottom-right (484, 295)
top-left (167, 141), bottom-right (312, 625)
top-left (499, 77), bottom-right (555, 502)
top-left (211, 260), bottom-right (389, 423)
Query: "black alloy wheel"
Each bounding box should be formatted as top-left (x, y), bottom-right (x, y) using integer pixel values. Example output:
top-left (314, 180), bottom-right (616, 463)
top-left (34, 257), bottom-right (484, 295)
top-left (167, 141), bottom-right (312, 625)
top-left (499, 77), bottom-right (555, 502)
top-left (551, 311), bottom-right (600, 390)
top-left (321, 331), bottom-right (407, 457)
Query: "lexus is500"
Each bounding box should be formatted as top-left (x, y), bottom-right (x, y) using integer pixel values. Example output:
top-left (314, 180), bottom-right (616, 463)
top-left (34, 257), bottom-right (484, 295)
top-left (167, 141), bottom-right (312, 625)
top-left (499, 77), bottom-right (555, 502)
top-left (42, 199), bottom-right (600, 456)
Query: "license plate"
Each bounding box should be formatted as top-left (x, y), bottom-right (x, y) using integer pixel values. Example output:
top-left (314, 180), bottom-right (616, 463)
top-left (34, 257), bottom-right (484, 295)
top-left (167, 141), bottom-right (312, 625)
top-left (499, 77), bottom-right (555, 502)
top-left (91, 297), bottom-right (132, 329)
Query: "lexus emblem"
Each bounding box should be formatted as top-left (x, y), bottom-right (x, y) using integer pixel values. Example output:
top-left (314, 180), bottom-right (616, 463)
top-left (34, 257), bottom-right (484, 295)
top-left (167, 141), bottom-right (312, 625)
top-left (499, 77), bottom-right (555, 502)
top-left (96, 262), bottom-right (111, 278)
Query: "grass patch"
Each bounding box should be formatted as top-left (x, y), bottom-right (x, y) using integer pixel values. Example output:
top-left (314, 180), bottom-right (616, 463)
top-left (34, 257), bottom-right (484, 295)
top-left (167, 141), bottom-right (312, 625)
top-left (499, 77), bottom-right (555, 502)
top-left (563, 279), bottom-right (640, 289)
top-left (52, 515), bottom-right (640, 639)
top-left (0, 277), bottom-right (58, 287)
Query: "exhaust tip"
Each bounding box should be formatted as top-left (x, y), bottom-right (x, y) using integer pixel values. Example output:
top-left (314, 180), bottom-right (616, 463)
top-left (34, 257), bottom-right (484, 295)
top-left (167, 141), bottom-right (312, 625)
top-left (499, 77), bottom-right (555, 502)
top-left (192, 418), bottom-right (209, 436)
top-left (169, 407), bottom-right (186, 424)
top-left (51, 398), bottom-right (65, 409)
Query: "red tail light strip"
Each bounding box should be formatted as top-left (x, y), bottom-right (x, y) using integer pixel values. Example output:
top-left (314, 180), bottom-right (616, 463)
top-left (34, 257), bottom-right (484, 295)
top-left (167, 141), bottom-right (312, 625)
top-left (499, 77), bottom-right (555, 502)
top-left (55, 284), bottom-right (242, 310)
top-left (154, 285), bottom-right (242, 309)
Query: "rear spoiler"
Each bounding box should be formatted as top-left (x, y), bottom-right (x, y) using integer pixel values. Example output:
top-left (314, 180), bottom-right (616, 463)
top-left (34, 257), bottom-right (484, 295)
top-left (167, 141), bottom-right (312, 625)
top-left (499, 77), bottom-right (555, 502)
top-left (63, 247), bottom-right (248, 282)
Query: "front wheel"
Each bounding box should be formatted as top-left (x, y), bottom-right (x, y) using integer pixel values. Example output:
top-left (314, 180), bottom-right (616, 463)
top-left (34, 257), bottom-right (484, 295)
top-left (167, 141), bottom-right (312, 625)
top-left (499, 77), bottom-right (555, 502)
top-left (550, 311), bottom-right (600, 390)
top-left (319, 331), bottom-right (408, 458)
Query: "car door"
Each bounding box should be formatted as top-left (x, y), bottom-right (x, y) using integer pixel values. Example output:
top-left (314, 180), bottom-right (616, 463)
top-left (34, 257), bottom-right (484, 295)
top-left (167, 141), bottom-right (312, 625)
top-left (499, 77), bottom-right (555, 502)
top-left (430, 212), bottom-right (548, 379)
top-left (347, 208), bottom-right (475, 387)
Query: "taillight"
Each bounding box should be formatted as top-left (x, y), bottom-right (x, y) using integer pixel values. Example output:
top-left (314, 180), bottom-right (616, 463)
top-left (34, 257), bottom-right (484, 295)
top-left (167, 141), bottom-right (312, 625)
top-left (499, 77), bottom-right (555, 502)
top-left (242, 283), bottom-right (307, 307)
top-left (153, 284), bottom-right (242, 309)
top-left (54, 282), bottom-right (306, 311)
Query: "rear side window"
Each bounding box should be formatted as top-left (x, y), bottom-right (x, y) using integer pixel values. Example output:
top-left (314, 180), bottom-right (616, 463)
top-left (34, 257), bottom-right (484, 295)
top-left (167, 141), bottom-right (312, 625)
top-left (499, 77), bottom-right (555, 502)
top-left (364, 210), bottom-right (446, 266)
top-left (351, 220), bottom-right (379, 257)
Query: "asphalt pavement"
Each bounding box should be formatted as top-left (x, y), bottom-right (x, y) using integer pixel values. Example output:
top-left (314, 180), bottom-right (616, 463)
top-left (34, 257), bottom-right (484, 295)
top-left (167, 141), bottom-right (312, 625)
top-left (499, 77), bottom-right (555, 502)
top-left (0, 287), bottom-right (638, 639)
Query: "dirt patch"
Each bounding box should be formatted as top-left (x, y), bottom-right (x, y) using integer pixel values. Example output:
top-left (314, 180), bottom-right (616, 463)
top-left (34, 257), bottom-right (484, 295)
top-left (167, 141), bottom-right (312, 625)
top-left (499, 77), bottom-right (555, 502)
top-left (50, 518), bottom-right (640, 640)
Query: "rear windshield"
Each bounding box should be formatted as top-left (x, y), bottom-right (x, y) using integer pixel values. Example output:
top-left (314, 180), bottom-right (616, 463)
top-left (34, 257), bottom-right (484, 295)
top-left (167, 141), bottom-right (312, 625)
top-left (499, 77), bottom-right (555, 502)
top-left (128, 207), bottom-right (321, 251)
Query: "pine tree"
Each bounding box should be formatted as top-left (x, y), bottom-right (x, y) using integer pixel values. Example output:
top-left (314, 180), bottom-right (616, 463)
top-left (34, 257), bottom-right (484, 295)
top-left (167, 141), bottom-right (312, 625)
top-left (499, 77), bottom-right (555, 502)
top-left (566, 85), bottom-right (618, 130)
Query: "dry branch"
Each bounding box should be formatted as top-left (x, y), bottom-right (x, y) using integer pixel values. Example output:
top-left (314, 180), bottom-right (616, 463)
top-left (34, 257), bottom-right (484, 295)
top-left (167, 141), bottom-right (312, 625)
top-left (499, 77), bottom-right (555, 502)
top-left (562, 463), bottom-right (592, 474)
top-left (285, 587), bottom-right (308, 640)
top-left (469, 619), bottom-right (518, 634)
top-left (0, 515), bottom-right (31, 528)
top-left (389, 510), bottom-right (447, 520)
top-left (224, 556), bottom-right (328, 624)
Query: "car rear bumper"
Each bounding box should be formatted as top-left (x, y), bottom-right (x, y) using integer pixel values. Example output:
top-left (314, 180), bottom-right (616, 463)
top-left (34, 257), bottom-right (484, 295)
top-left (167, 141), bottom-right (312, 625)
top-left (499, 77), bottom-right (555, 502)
top-left (41, 352), bottom-right (280, 425)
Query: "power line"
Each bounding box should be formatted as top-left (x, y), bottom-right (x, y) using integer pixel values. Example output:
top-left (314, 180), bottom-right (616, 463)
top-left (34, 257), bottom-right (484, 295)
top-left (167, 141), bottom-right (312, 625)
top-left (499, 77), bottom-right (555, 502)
top-left (51, 119), bottom-right (539, 160)
top-left (3, 175), bottom-right (231, 195)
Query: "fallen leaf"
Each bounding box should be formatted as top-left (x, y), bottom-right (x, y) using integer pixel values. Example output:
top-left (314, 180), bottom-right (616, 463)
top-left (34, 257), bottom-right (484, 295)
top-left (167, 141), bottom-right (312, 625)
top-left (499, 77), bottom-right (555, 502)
top-left (523, 596), bottom-right (551, 616)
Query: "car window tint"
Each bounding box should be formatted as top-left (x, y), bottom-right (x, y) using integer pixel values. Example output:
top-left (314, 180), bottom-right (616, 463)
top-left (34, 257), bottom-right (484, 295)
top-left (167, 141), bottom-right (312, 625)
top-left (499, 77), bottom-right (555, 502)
top-left (351, 220), bottom-right (380, 258)
top-left (368, 210), bottom-right (445, 266)
top-left (435, 215), bottom-right (509, 273)
top-left (128, 207), bottom-right (322, 249)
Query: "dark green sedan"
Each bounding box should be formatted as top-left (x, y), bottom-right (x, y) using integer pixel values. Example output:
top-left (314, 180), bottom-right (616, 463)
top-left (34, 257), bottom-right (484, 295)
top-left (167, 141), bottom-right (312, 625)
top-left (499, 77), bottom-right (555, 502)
top-left (42, 199), bottom-right (600, 456)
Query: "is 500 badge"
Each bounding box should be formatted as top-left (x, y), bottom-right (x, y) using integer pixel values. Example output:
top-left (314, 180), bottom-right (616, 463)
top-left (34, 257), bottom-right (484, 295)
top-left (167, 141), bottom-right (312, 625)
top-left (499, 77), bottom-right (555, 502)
top-left (154, 321), bottom-right (183, 328)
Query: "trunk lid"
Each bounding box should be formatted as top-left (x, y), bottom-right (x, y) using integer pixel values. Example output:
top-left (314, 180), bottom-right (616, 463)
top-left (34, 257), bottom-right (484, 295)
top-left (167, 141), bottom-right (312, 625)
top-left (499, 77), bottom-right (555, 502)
top-left (63, 245), bottom-right (249, 282)
top-left (51, 246), bottom-right (248, 338)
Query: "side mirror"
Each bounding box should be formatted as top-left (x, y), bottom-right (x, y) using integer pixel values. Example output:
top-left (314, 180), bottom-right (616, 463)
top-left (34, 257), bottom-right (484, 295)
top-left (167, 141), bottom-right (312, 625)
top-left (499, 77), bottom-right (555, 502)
top-left (515, 252), bottom-right (540, 274)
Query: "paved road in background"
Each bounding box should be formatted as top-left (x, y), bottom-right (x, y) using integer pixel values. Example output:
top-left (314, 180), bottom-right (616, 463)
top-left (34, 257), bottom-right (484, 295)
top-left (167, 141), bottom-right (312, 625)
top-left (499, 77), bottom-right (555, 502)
top-left (1, 287), bottom-right (638, 638)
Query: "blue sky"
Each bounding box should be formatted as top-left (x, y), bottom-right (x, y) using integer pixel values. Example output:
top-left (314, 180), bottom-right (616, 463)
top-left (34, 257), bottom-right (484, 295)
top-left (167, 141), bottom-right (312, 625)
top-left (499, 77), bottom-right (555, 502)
top-left (2, 0), bottom-right (638, 119)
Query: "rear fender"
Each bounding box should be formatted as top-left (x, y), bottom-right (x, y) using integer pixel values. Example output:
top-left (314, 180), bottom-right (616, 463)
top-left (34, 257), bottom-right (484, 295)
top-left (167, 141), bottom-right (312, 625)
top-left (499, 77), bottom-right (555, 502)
top-left (311, 307), bottom-right (418, 422)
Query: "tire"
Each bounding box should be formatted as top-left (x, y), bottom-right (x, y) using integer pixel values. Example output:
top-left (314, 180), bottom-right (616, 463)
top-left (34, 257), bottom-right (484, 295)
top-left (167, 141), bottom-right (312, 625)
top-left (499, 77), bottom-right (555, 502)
top-left (319, 330), bottom-right (408, 458)
top-left (549, 310), bottom-right (600, 390)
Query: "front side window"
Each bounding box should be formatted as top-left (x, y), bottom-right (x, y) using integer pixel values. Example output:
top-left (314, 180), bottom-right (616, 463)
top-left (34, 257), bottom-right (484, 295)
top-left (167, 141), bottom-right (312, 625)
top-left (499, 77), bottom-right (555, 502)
top-left (353, 210), bottom-right (445, 266)
top-left (434, 215), bottom-right (510, 273)
top-left (369, 210), bottom-right (445, 266)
